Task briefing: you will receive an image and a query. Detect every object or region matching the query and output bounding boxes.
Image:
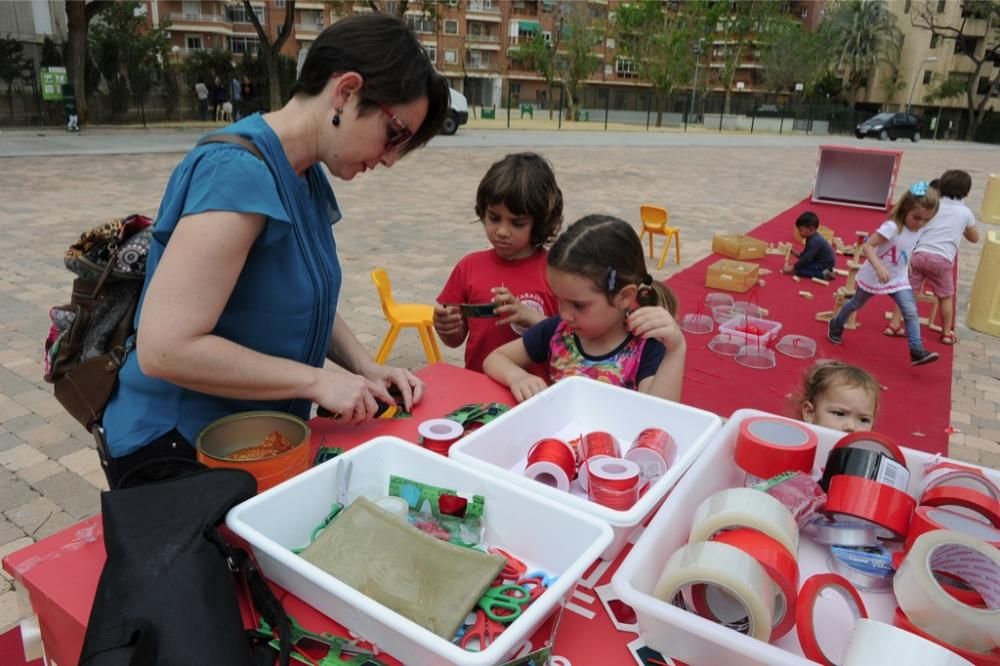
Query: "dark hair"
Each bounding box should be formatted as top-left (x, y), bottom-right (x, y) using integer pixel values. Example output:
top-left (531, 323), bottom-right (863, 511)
top-left (548, 215), bottom-right (678, 315)
top-left (795, 211), bottom-right (820, 230)
top-left (937, 169), bottom-right (972, 199)
top-left (291, 14), bottom-right (449, 153)
top-left (475, 152), bottom-right (564, 247)
top-left (798, 360), bottom-right (880, 416)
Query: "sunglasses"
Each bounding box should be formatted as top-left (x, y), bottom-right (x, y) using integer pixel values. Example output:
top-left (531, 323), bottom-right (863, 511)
top-left (376, 101), bottom-right (413, 152)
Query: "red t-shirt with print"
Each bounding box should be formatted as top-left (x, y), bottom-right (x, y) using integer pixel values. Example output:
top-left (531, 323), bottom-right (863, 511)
top-left (438, 248), bottom-right (556, 374)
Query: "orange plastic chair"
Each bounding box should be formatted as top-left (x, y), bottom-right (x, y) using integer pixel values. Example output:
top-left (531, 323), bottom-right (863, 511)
top-left (371, 268), bottom-right (441, 365)
top-left (638, 204), bottom-right (681, 270)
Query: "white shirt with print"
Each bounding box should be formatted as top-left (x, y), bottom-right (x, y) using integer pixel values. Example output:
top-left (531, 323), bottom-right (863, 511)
top-left (855, 219), bottom-right (924, 294)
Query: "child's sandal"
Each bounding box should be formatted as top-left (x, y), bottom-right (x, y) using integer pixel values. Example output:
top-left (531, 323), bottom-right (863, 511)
top-left (940, 331), bottom-right (957, 345)
top-left (882, 324), bottom-right (906, 337)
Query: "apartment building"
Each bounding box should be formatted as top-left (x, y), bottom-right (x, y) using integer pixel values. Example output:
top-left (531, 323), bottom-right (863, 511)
top-left (0, 1), bottom-right (67, 71)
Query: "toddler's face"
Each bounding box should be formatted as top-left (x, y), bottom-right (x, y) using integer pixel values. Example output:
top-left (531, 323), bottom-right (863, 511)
top-left (802, 382), bottom-right (876, 433)
top-left (904, 206), bottom-right (935, 231)
top-left (483, 202), bottom-right (535, 260)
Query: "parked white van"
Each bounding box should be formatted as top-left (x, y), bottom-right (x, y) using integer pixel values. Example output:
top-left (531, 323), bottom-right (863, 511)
top-left (443, 88), bottom-right (469, 135)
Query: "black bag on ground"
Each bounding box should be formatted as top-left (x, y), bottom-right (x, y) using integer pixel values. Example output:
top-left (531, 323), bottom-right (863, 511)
top-left (80, 468), bottom-right (290, 666)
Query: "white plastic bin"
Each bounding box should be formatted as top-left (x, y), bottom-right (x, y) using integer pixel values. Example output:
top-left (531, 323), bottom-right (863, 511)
top-left (719, 314), bottom-right (783, 346)
top-left (449, 377), bottom-right (722, 559)
top-left (612, 408), bottom-right (1000, 666)
top-left (227, 436), bottom-right (613, 666)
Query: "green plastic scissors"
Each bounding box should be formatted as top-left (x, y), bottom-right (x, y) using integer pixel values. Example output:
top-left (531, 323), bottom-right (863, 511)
top-left (476, 583), bottom-right (531, 623)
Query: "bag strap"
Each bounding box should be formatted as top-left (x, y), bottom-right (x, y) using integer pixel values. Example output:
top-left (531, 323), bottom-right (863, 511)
top-left (197, 134), bottom-right (265, 162)
top-left (205, 526), bottom-right (291, 666)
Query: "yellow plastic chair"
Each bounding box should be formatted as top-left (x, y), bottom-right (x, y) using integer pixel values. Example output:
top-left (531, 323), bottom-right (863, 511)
top-left (371, 268), bottom-right (441, 365)
top-left (638, 204), bottom-right (681, 269)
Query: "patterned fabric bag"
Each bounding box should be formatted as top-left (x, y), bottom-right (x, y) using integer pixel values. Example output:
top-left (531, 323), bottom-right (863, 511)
top-left (44, 214), bottom-right (153, 430)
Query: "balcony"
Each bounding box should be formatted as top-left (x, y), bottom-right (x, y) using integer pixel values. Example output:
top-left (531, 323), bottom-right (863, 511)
top-left (295, 23), bottom-right (324, 35)
top-left (467, 0), bottom-right (501, 13)
top-left (465, 59), bottom-right (499, 70)
top-left (169, 12), bottom-right (231, 24)
top-left (466, 33), bottom-right (501, 44)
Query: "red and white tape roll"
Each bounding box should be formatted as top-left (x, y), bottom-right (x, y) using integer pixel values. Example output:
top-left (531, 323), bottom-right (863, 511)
top-left (586, 457), bottom-right (641, 510)
top-left (833, 431), bottom-right (908, 470)
top-left (417, 418), bottom-right (464, 455)
top-left (707, 528), bottom-right (799, 641)
top-left (823, 474), bottom-right (916, 540)
top-left (796, 573), bottom-right (868, 666)
top-left (734, 416), bottom-right (818, 482)
top-left (921, 462), bottom-right (1000, 502)
top-left (524, 437), bottom-right (577, 492)
top-left (905, 506), bottom-right (1000, 552)
top-left (894, 530), bottom-right (1000, 653)
top-left (893, 607), bottom-right (1000, 666)
top-left (624, 427), bottom-right (677, 482)
top-left (892, 549), bottom-right (988, 608)
top-left (577, 431), bottom-right (621, 492)
top-left (920, 486), bottom-right (1000, 527)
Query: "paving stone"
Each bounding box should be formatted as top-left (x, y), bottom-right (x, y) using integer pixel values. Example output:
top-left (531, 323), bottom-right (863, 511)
top-left (0, 445), bottom-right (47, 473)
top-left (17, 424), bottom-right (69, 448)
top-left (33, 472), bottom-right (100, 521)
top-left (0, 469), bottom-right (40, 513)
top-left (34, 437), bottom-right (87, 462)
top-left (949, 410), bottom-right (972, 425)
top-left (0, 538), bottom-right (35, 582)
top-left (15, 459), bottom-right (62, 484)
top-left (0, 515), bottom-right (26, 545)
top-left (33, 510), bottom-right (78, 541)
top-left (0, 589), bottom-right (20, 636)
top-left (59, 449), bottom-right (101, 478)
top-left (4, 497), bottom-right (59, 536)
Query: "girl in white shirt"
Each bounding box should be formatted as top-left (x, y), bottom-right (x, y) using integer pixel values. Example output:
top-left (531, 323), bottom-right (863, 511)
top-left (828, 182), bottom-right (940, 366)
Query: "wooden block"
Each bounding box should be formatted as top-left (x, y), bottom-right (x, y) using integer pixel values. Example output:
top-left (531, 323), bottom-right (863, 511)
top-left (798, 291), bottom-right (814, 300)
top-left (811, 277), bottom-right (830, 286)
top-left (759, 268), bottom-right (772, 276)
top-left (792, 276), bottom-right (801, 282)
top-left (833, 268), bottom-right (849, 277)
top-left (757, 279), bottom-right (766, 287)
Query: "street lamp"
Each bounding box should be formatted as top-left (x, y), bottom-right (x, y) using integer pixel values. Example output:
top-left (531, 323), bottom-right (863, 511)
top-left (906, 56), bottom-right (938, 112)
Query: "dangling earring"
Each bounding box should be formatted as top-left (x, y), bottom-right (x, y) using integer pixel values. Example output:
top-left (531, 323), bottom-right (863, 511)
top-left (331, 106), bottom-right (343, 126)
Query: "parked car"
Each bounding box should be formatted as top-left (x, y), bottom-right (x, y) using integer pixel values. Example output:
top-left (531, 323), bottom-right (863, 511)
top-left (855, 112), bottom-right (922, 142)
top-left (442, 88), bottom-right (469, 135)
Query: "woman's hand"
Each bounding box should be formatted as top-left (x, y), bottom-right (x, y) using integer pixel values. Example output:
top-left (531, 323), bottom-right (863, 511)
top-left (312, 370), bottom-right (380, 425)
top-left (628, 306), bottom-right (685, 352)
top-left (492, 287), bottom-right (543, 328)
top-left (510, 374), bottom-right (548, 403)
top-left (361, 363), bottom-right (425, 412)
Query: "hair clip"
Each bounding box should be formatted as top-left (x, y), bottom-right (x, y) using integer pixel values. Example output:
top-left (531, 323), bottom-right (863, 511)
top-left (607, 268), bottom-right (617, 292)
top-left (641, 274), bottom-right (653, 286)
top-left (910, 181), bottom-right (928, 196)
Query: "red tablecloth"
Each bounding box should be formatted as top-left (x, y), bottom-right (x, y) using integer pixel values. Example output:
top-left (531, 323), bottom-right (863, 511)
top-left (2, 364), bottom-right (666, 666)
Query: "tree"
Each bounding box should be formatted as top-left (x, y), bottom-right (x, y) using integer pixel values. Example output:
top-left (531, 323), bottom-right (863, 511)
top-left (875, 30), bottom-right (907, 103)
top-left (513, 32), bottom-right (558, 119)
top-left (245, 0), bottom-right (295, 112)
top-left (0, 36), bottom-right (30, 123)
top-left (552, 3), bottom-right (601, 121)
top-left (759, 19), bottom-right (834, 99)
top-left (89, 1), bottom-right (170, 125)
top-left (65, 0), bottom-right (113, 123)
top-left (614, 0), bottom-right (700, 127)
top-left (822, 0), bottom-right (902, 106)
top-left (912, 0), bottom-right (1000, 140)
top-left (708, 0), bottom-right (786, 114)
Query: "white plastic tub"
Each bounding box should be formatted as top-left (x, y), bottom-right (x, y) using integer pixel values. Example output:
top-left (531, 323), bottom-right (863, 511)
top-left (449, 377), bottom-right (722, 559)
top-left (227, 436), bottom-right (613, 666)
top-left (612, 408), bottom-right (1000, 666)
top-left (719, 315), bottom-right (783, 346)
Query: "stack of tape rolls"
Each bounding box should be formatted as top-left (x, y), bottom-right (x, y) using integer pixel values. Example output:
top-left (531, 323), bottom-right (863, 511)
top-left (586, 457), bottom-right (642, 510)
top-left (894, 530), bottom-right (1000, 654)
top-left (688, 487), bottom-right (800, 555)
top-left (832, 431), bottom-right (909, 469)
top-left (905, 506), bottom-right (1000, 552)
top-left (653, 540), bottom-right (776, 642)
top-left (795, 572), bottom-right (868, 665)
top-left (820, 441), bottom-right (916, 540)
top-left (523, 437), bottom-right (577, 492)
top-left (417, 418), bottom-right (464, 455)
top-left (827, 544), bottom-right (895, 592)
top-left (844, 619), bottom-right (976, 666)
top-left (810, 518), bottom-right (880, 547)
top-left (734, 416), bottom-right (819, 484)
top-left (920, 461), bottom-right (1000, 503)
top-left (577, 431), bottom-right (621, 492)
top-left (893, 608), bottom-right (1000, 665)
top-left (919, 486), bottom-right (1000, 527)
top-left (623, 427), bottom-right (677, 482)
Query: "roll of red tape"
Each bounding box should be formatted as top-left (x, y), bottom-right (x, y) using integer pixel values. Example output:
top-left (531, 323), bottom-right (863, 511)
top-left (893, 607), bottom-right (1000, 666)
top-left (734, 416), bottom-right (819, 481)
top-left (823, 475), bottom-right (916, 540)
top-left (833, 431), bottom-right (908, 470)
top-left (921, 462), bottom-right (1000, 502)
top-left (707, 528), bottom-right (799, 641)
top-left (920, 486), bottom-right (1000, 527)
top-left (905, 505), bottom-right (1000, 552)
top-left (796, 573), bottom-right (868, 666)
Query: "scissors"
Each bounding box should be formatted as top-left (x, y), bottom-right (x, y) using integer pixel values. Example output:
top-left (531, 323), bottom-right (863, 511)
top-left (516, 571), bottom-right (556, 602)
top-left (488, 546), bottom-right (526, 581)
top-left (459, 609), bottom-right (505, 651)
top-left (477, 583), bottom-right (531, 623)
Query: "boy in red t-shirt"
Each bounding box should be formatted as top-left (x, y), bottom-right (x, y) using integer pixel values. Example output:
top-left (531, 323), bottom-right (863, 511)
top-left (434, 153), bottom-right (563, 374)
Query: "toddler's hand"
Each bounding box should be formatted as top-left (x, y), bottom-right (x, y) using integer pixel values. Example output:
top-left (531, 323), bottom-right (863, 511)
top-left (492, 287), bottom-right (530, 327)
top-left (433, 303), bottom-right (465, 338)
top-left (628, 306), bottom-right (685, 352)
top-left (510, 374), bottom-right (548, 403)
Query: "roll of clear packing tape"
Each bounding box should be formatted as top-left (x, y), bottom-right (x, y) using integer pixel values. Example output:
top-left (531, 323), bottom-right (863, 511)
top-left (373, 495), bottom-right (409, 522)
top-left (689, 487), bottom-right (799, 557)
top-left (844, 619), bottom-right (975, 666)
top-left (894, 529), bottom-right (1000, 653)
top-left (653, 540), bottom-right (775, 642)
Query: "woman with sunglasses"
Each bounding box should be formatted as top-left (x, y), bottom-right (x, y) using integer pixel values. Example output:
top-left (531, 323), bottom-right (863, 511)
top-left (99, 14), bottom-right (449, 488)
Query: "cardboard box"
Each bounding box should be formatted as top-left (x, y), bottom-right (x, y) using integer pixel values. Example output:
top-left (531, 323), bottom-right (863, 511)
top-left (705, 259), bottom-right (759, 293)
top-left (712, 234), bottom-right (767, 260)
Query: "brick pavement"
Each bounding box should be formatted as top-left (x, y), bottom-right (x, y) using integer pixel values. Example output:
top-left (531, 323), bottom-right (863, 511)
top-left (0, 130), bottom-right (997, 633)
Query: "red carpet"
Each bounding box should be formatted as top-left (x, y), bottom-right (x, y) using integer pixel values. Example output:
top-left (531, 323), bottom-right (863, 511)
top-left (0, 626), bottom-right (43, 666)
top-left (666, 196), bottom-right (952, 455)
